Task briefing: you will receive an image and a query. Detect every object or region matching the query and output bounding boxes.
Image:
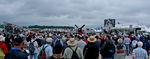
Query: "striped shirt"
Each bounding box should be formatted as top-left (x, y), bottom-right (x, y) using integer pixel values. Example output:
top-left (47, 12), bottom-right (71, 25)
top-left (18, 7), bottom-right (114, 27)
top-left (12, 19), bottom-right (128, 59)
top-left (77, 40), bottom-right (87, 52)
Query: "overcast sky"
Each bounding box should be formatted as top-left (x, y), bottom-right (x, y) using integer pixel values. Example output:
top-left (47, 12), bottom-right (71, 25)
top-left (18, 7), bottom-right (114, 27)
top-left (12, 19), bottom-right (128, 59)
top-left (0, 0), bottom-right (150, 27)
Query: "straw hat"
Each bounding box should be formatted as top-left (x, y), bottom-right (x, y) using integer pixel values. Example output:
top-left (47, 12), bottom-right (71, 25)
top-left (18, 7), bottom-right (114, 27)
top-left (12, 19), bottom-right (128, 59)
top-left (87, 36), bottom-right (97, 42)
top-left (67, 38), bottom-right (78, 46)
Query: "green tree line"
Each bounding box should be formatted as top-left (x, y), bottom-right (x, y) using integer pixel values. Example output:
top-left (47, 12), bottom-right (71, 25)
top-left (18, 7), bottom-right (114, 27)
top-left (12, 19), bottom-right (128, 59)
top-left (0, 25), bottom-right (4, 28)
top-left (28, 25), bottom-right (74, 29)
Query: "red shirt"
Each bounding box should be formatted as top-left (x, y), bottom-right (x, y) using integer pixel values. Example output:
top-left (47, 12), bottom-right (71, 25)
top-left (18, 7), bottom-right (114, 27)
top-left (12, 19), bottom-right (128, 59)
top-left (84, 40), bottom-right (88, 44)
top-left (0, 42), bottom-right (8, 54)
top-left (97, 38), bottom-right (102, 43)
top-left (128, 36), bottom-right (132, 41)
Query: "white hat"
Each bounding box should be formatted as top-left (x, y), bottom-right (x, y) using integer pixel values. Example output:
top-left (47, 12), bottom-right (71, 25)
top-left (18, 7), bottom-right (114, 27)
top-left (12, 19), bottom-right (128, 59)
top-left (0, 35), bottom-right (5, 41)
top-left (138, 41), bottom-right (143, 47)
top-left (118, 39), bottom-right (123, 43)
top-left (38, 36), bottom-right (43, 39)
top-left (46, 38), bottom-right (53, 43)
top-left (114, 35), bottom-right (117, 37)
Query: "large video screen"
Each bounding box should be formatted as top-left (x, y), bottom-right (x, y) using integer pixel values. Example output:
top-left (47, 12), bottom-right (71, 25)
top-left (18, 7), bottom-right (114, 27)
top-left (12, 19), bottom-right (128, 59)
top-left (104, 19), bottom-right (115, 27)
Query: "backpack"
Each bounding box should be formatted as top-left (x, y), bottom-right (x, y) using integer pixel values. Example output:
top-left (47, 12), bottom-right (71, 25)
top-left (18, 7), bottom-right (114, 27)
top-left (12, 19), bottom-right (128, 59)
top-left (55, 40), bottom-right (62, 47)
top-left (29, 40), bottom-right (36, 54)
top-left (36, 39), bottom-right (43, 47)
top-left (106, 45), bottom-right (115, 56)
top-left (54, 40), bottom-right (63, 54)
top-left (105, 40), bottom-right (115, 56)
top-left (69, 47), bottom-right (79, 59)
top-left (38, 46), bottom-right (48, 59)
top-left (117, 44), bottom-right (123, 50)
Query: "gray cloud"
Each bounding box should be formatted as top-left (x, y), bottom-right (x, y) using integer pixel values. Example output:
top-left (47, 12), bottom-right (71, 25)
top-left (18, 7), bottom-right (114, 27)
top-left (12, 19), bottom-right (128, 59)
top-left (0, 0), bottom-right (150, 27)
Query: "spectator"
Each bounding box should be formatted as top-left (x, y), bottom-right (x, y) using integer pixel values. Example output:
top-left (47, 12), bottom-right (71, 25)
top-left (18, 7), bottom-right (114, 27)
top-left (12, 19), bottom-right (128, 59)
top-left (115, 39), bottom-right (126, 59)
top-left (100, 34), bottom-right (115, 59)
top-left (53, 36), bottom-right (63, 54)
top-left (35, 36), bottom-right (43, 47)
top-left (63, 38), bottom-right (84, 59)
top-left (5, 34), bottom-right (12, 51)
top-left (5, 38), bottom-right (28, 59)
top-left (47, 37), bottom-right (63, 59)
top-left (123, 35), bottom-right (131, 56)
top-left (29, 37), bottom-right (39, 59)
top-left (77, 36), bottom-right (87, 52)
top-left (132, 42), bottom-right (148, 59)
top-left (39, 38), bottom-right (53, 59)
top-left (113, 35), bottom-right (118, 45)
top-left (131, 38), bottom-right (138, 50)
top-left (84, 36), bottom-right (100, 59)
top-left (0, 35), bottom-right (8, 59)
top-left (142, 37), bottom-right (150, 55)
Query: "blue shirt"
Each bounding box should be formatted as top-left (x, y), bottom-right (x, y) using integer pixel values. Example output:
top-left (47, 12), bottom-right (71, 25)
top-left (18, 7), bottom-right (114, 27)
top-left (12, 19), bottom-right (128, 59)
top-left (12, 48), bottom-right (22, 51)
top-left (95, 40), bottom-right (100, 48)
top-left (123, 38), bottom-right (131, 44)
top-left (132, 47), bottom-right (148, 59)
top-left (140, 36), bottom-right (144, 40)
top-left (40, 44), bottom-right (53, 58)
